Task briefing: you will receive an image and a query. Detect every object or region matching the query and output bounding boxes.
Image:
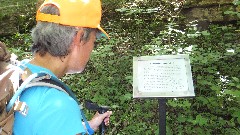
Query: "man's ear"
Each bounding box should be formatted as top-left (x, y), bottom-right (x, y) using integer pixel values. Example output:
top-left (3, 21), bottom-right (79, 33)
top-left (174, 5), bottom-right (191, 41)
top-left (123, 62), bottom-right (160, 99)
top-left (73, 28), bottom-right (84, 46)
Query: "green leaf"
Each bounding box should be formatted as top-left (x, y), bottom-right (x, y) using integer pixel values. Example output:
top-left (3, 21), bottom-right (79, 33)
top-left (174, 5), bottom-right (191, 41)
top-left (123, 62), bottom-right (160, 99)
top-left (232, 77), bottom-right (239, 82)
top-left (201, 30), bottom-right (211, 36)
top-left (225, 90), bottom-right (240, 97)
top-left (196, 115), bottom-right (208, 126)
top-left (224, 11), bottom-right (235, 15)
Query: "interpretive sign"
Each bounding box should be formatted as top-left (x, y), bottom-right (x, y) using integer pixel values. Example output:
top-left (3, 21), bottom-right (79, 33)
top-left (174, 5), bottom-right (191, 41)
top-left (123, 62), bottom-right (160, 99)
top-left (133, 54), bottom-right (195, 98)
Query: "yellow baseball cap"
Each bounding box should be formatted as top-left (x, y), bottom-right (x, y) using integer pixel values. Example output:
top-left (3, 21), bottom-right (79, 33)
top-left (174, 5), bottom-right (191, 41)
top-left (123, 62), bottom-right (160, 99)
top-left (36, 0), bottom-right (109, 38)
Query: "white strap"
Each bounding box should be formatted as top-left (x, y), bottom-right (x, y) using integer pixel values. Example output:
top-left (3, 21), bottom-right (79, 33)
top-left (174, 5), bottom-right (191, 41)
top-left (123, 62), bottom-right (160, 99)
top-left (0, 68), bottom-right (15, 80)
top-left (25, 82), bottom-right (69, 95)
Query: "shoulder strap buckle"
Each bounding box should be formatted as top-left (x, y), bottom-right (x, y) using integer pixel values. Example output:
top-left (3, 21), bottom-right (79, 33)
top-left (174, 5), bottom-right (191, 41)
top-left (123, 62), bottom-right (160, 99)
top-left (14, 101), bottom-right (28, 116)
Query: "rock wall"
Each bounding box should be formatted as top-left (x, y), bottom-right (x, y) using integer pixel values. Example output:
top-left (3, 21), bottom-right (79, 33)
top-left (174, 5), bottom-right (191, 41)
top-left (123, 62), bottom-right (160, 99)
top-left (181, 0), bottom-right (239, 23)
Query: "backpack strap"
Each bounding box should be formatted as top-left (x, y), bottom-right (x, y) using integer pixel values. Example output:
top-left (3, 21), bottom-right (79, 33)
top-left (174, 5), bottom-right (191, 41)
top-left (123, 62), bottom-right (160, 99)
top-left (25, 81), bottom-right (68, 95)
top-left (37, 75), bottom-right (95, 135)
top-left (6, 72), bottom-right (95, 135)
top-left (6, 72), bottom-right (49, 112)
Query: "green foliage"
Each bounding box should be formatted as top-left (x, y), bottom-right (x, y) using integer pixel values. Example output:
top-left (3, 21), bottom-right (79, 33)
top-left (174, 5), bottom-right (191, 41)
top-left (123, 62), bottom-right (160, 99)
top-left (0, 33), bottom-right (32, 59)
top-left (145, 17), bottom-right (240, 134)
top-left (1, 0), bottom-right (239, 134)
top-left (0, 0), bottom-right (37, 35)
top-left (224, 0), bottom-right (240, 18)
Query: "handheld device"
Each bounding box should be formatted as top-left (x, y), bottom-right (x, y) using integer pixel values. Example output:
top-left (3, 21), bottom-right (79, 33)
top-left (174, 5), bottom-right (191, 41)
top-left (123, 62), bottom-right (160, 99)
top-left (85, 100), bottom-right (110, 135)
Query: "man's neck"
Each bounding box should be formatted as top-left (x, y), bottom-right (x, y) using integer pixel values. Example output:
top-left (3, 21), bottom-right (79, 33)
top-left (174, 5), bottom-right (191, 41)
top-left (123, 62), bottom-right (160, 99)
top-left (30, 53), bottom-right (68, 78)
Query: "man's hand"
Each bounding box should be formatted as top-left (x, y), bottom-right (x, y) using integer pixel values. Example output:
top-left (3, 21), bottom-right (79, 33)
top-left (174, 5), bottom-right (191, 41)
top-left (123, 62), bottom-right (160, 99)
top-left (88, 111), bottom-right (113, 131)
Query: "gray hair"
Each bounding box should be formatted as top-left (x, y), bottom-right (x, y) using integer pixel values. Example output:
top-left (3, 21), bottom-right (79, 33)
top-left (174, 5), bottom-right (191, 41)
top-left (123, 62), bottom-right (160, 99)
top-left (31, 5), bottom-right (95, 57)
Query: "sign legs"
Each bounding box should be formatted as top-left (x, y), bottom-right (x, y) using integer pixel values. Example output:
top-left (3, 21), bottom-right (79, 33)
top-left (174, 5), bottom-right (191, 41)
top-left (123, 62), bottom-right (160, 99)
top-left (159, 98), bottom-right (166, 135)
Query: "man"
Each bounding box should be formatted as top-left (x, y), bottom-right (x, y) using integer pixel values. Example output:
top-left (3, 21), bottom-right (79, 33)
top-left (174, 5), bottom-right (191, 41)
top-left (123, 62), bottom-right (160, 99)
top-left (13, 0), bottom-right (112, 135)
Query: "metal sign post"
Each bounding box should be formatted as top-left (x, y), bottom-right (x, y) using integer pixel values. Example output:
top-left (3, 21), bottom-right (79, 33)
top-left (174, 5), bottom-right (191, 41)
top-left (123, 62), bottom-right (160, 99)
top-left (159, 98), bottom-right (166, 135)
top-left (133, 54), bottom-right (195, 135)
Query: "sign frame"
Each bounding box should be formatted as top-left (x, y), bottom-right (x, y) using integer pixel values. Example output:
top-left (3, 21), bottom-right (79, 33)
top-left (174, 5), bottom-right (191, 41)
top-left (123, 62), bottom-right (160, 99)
top-left (133, 54), bottom-right (195, 98)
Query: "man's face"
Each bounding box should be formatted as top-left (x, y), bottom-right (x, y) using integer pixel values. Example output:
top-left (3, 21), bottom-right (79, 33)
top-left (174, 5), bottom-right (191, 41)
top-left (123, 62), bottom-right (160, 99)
top-left (67, 30), bottom-right (97, 74)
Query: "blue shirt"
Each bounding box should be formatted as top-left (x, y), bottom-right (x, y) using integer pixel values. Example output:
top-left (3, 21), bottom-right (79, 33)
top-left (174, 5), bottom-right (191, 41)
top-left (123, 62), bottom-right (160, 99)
top-left (14, 62), bottom-right (86, 135)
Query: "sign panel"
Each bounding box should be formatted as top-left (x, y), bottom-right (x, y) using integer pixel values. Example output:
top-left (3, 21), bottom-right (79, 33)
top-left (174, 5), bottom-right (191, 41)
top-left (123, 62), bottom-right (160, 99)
top-left (133, 54), bottom-right (195, 98)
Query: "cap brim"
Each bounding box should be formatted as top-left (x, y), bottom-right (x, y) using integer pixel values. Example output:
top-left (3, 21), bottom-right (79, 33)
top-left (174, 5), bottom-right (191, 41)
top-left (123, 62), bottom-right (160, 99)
top-left (97, 25), bottom-right (109, 39)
